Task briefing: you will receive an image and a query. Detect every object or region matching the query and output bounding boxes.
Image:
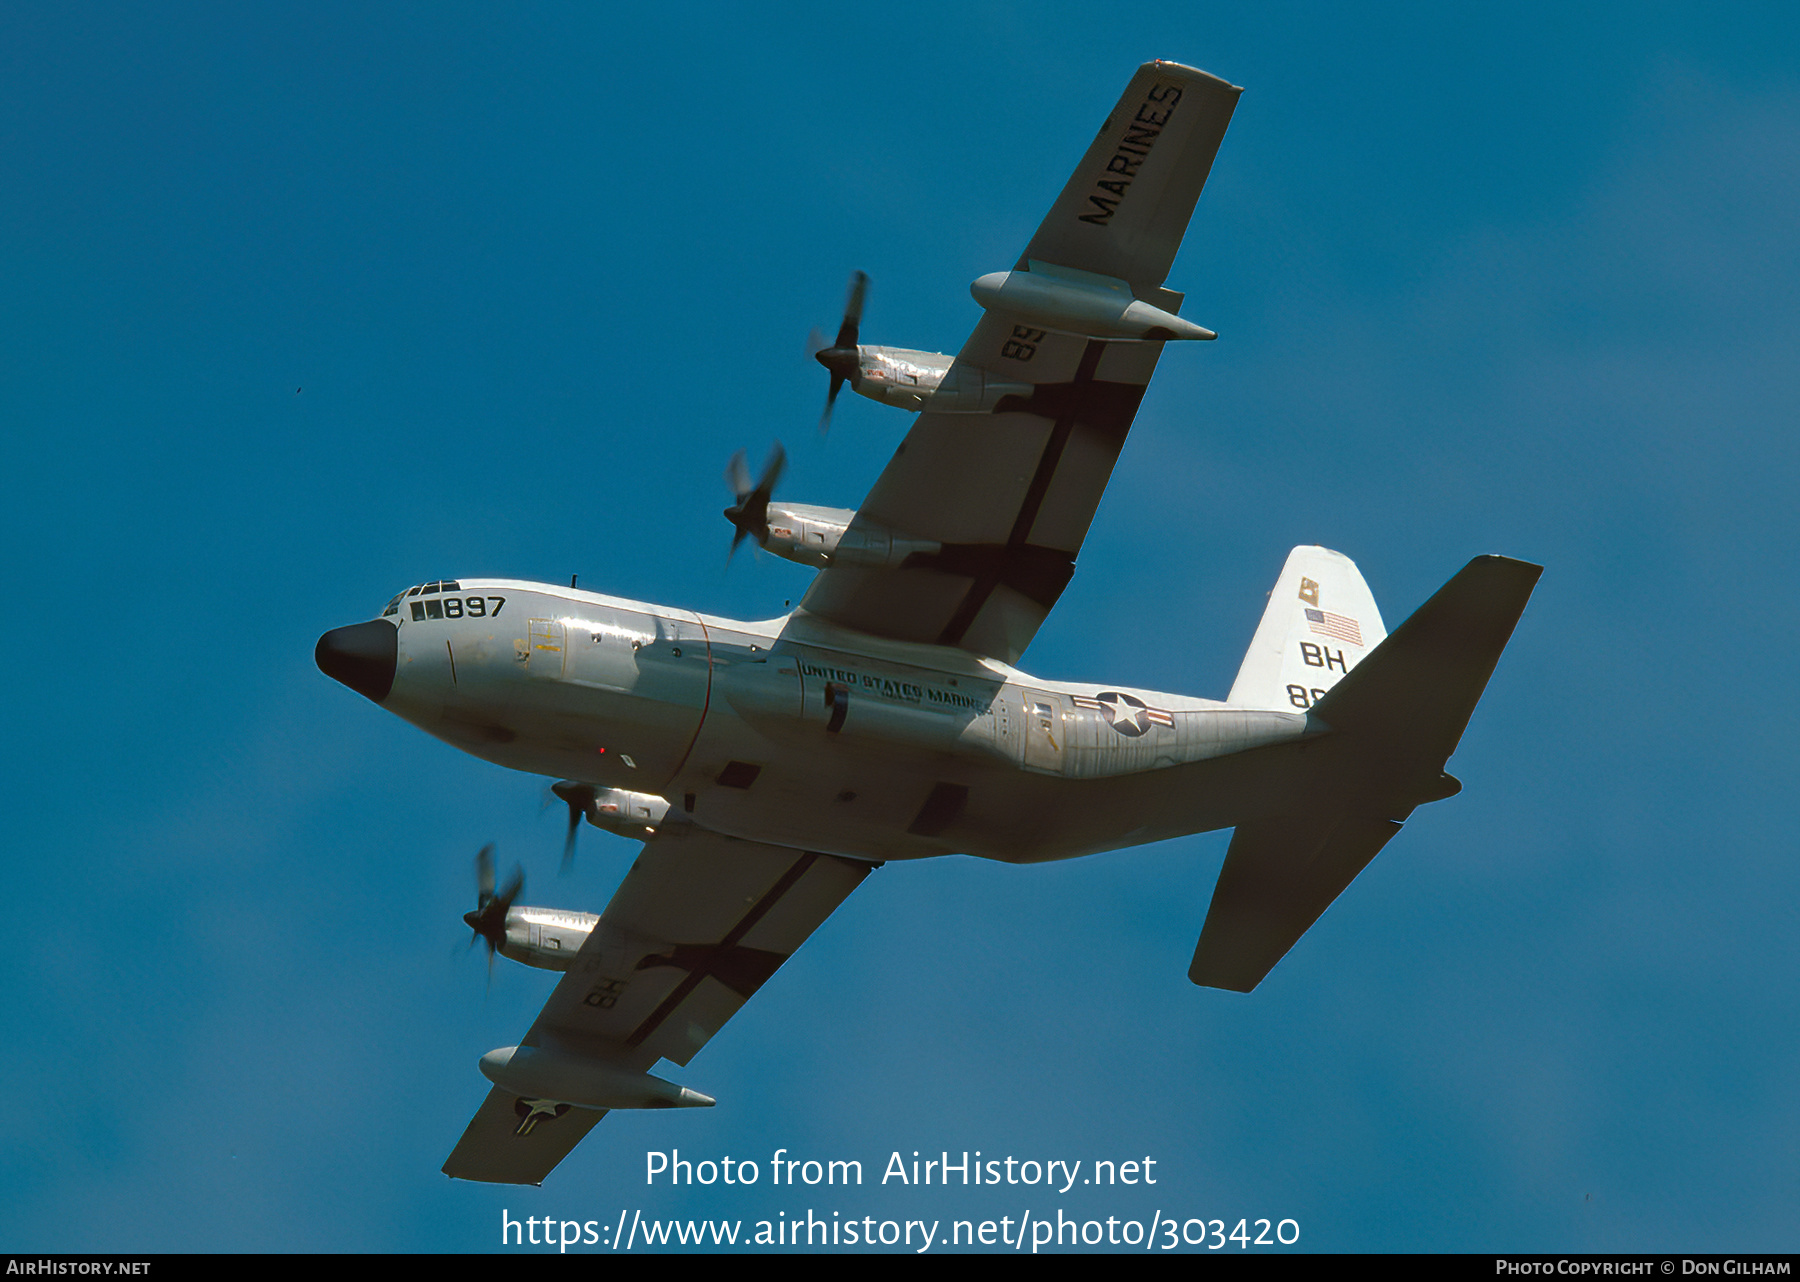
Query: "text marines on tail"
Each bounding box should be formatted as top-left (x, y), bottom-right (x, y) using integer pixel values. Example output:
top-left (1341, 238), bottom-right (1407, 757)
top-left (316, 60), bottom-right (1540, 1186)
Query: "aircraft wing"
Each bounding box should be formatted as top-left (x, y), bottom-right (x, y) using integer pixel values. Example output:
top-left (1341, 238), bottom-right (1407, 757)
top-left (443, 830), bottom-right (875, 1184)
top-left (798, 62), bottom-right (1240, 665)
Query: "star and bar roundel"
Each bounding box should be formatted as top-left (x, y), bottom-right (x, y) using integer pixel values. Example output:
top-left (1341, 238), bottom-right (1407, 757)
top-left (1073, 691), bottom-right (1176, 738)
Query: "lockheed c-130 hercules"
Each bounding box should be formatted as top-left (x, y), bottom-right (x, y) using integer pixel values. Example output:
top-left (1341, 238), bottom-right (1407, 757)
top-left (316, 60), bottom-right (1541, 1186)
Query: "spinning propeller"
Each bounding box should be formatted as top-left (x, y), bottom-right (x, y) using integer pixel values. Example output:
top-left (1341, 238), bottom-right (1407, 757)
top-left (464, 843), bottom-right (524, 976)
top-left (549, 780), bottom-right (597, 872)
top-left (809, 270), bottom-right (868, 434)
top-left (722, 442), bottom-right (786, 562)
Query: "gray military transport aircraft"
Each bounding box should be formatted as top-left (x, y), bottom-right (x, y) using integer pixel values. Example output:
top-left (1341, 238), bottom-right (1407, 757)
top-left (316, 61), bottom-right (1540, 1185)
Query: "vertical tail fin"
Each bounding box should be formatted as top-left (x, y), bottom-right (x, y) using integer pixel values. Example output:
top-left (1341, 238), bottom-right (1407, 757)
top-left (1227, 546), bottom-right (1386, 712)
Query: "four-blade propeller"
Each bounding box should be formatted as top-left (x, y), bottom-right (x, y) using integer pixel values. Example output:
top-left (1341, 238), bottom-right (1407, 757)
top-left (721, 270), bottom-right (875, 558)
top-left (809, 270), bottom-right (867, 434)
top-left (549, 780), bottom-right (597, 872)
top-left (722, 442), bottom-right (786, 562)
top-left (464, 843), bottom-right (524, 976)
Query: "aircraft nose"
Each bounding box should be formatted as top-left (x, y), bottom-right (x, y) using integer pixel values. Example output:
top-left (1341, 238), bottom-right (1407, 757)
top-left (315, 619), bottom-right (398, 703)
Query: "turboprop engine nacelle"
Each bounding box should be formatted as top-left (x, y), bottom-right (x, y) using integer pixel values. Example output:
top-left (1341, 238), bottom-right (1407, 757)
top-left (762, 503), bottom-right (942, 570)
top-left (853, 345), bottom-right (952, 410)
top-left (494, 906), bottom-right (599, 972)
top-left (970, 260), bottom-right (1215, 341)
top-left (582, 786), bottom-right (678, 840)
top-left (479, 1045), bottom-right (715, 1110)
top-left (853, 346), bottom-right (1036, 414)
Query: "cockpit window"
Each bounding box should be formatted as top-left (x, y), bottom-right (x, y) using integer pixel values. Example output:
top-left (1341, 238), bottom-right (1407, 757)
top-left (402, 588), bottom-right (505, 622)
top-left (389, 582), bottom-right (465, 615)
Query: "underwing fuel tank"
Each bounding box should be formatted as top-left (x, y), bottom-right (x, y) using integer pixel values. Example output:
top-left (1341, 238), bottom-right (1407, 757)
top-left (478, 1045), bottom-right (714, 1110)
top-left (970, 260), bottom-right (1215, 341)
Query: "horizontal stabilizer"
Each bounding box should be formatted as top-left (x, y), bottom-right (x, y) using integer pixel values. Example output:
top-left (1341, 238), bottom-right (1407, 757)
top-left (1189, 815), bottom-right (1402, 992)
top-left (1191, 554), bottom-right (1542, 992)
top-left (1310, 555), bottom-right (1542, 772)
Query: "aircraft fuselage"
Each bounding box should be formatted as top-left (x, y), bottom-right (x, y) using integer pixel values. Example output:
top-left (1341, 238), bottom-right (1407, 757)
top-left (319, 578), bottom-right (1318, 864)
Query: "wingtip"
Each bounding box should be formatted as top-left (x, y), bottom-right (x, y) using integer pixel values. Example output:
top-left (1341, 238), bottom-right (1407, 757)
top-left (1187, 960), bottom-right (1259, 994)
top-left (1146, 60), bottom-right (1244, 94)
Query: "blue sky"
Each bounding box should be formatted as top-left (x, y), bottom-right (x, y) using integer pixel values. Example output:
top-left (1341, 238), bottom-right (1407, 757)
top-left (3, 2), bottom-right (1796, 1253)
